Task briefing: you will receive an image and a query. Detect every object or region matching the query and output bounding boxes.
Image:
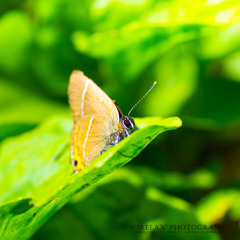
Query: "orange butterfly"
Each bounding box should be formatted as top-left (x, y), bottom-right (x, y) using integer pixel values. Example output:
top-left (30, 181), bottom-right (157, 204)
top-left (68, 71), bottom-right (156, 172)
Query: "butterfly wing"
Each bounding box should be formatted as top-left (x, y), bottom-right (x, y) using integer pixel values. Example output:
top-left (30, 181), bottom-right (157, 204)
top-left (68, 71), bottom-right (119, 171)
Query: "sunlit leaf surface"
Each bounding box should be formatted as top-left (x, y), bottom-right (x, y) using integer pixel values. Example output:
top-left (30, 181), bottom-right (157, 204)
top-left (1, 0), bottom-right (240, 239)
top-left (0, 116), bottom-right (181, 240)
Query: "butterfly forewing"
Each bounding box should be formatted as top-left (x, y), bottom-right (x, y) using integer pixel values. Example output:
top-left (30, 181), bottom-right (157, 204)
top-left (68, 71), bottom-right (119, 171)
top-left (69, 71), bottom-right (119, 123)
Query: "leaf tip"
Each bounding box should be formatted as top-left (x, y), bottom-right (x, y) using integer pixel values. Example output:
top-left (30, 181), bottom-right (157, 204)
top-left (172, 117), bottom-right (182, 128)
top-left (162, 117), bottom-right (182, 128)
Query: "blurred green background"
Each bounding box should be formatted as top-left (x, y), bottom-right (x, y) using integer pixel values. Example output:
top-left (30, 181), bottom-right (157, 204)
top-left (1, 0), bottom-right (240, 239)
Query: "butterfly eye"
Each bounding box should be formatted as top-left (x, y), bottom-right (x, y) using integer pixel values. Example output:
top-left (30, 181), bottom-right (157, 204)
top-left (122, 117), bottom-right (135, 130)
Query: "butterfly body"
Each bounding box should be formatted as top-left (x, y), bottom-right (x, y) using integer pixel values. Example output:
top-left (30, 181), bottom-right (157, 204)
top-left (68, 71), bottom-right (135, 172)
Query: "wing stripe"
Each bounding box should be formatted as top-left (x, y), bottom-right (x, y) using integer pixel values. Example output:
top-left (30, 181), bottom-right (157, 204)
top-left (83, 117), bottom-right (94, 161)
top-left (81, 80), bottom-right (89, 116)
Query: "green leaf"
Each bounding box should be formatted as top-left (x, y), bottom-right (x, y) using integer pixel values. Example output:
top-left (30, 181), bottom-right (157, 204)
top-left (32, 173), bottom-right (221, 240)
top-left (72, 24), bottom-right (212, 84)
top-left (0, 81), bottom-right (69, 125)
top-left (196, 189), bottom-right (240, 224)
top-left (72, 0), bottom-right (240, 83)
top-left (0, 116), bottom-right (181, 240)
top-left (124, 166), bottom-right (217, 191)
top-left (0, 80), bottom-right (69, 141)
top-left (142, 45), bottom-right (198, 118)
top-left (0, 11), bottom-right (32, 72)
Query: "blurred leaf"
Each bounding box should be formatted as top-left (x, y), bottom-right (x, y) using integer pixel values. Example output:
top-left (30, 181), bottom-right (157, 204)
top-left (90, 0), bottom-right (240, 30)
top-left (0, 123), bottom-right (36, 142)
top-left (200, 24), bottom-right (240, 59)
top-left (72, 0), bottom-right (240, 83)
top-left (72, 24), bottom-right (212, 83)
top-left (0, 80), bottom-right (69, 141)
top-left (32, 169), bottom-right (220, 240)
top-left (0, 79), bottom-right (66, 125)
top-left (70, 166), bottom-right (217, 205)
top-left (143, 45), bottom-right (198, 117)
top-left (0, 11), bottom-right (32, 72)
top-left (28, 0), bottom-right (99, 98)
top-left (223, 50), bottom-right (240, 83)
top-left (0, 116), bottom-right (181, 239)
top-left (126, 166), bottom-right (217, 190)
top-left (196, 189), bottom-right (240, 224)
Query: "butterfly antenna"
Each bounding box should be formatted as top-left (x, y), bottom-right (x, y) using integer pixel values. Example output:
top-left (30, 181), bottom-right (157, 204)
top-left (128, 81), bottom-right (157, 116)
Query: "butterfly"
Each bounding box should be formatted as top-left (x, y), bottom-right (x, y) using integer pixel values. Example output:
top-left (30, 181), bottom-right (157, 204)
top-left (68, 71), bottom-right (155, 172)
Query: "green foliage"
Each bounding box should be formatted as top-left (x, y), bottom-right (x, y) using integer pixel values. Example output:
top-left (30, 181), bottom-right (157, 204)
top-left (196, 189), bottom-right (240, 224)
top-left (0, 116), bottom-right (181, 239)
top-left (32, 171), bottom-right (220, 240)
top-left (1, 0), bottom-right (240, 239)
top-left (0, 80), bottom-right (69, 141)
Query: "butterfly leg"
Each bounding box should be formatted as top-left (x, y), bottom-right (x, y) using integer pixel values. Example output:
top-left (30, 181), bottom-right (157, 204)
top-left (100, 149), bottom-right (106, 154)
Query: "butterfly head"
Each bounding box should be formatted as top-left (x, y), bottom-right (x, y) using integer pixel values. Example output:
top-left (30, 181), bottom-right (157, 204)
top-left (122, 116), bottom-right (135, 132)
